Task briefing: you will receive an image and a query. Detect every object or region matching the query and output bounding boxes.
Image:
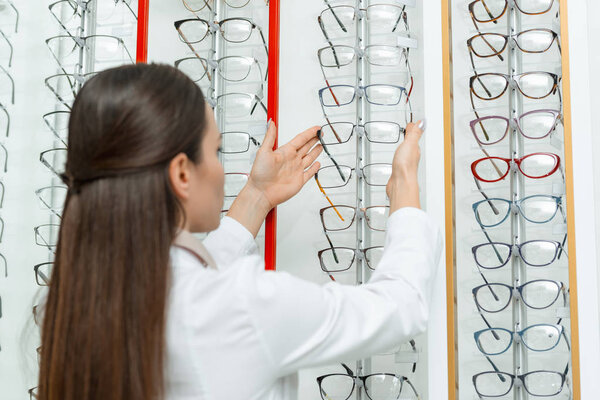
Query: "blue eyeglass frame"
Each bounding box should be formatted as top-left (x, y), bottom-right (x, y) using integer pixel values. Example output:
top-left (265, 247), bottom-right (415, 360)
top-left (472, 194), bottom-right (562, 228)
top-left (474, 324), bottom-right (567, 356)
top-left (471, 239), bottom-right (564, 269)
top-left (318, 84), bottom-right (407, 107)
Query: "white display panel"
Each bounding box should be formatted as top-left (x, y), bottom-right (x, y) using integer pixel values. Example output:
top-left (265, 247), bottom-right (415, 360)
top-left (278, 1), bottom-right (447, 399)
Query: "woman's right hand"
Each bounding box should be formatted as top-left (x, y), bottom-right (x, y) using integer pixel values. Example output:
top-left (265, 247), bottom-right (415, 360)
top-left (386, 121), bottom-right (424, 212)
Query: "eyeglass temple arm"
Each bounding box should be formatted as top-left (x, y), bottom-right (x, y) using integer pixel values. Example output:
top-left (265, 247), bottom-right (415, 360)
top-left (0, 143), bottom-right (7, 173)
top-left (479, 0), bottom-right (498, 24)
top-left (315, 175), bottom-right (345, 222)
top-left (341, 363), bottom-right (355, 376)
top-left (177, 28), bottom-right (213, 82)
top-left (324, 118), bottom-right (343, 143)
top-left (474, 300), bottom-right (501, 340)
top-left (409, 339), bottom-right (417, 372)
top-left (317, 129), bottom-right (346, 182)
top-left (0, 31), bottom-right (13, 67)
top-left (485, 355), bottom-right (507, 382)
top-left (10, 1), bottom-right (19, 33)
top-left (257, 27), bottom-right (269, 61)
top-left (473, 176), bottom-right (500, 215)
top-left (0, 253), bottom-right (5, 278)
top-left (403, 376), bottom-right (422, 400)
top-left (557, 233), bottom-right (567, 260)
top-left (0, 66), bottom-right (15, 104)
top-left (319, 64), bottom-right (341, 106)
top-left (471, 68), bottom-right (493, 100)
top-left (324, 0), bottom-right (347, 32)
top-left (0, 181), bottom-right (4, 208)
top-left (475, 264), bottom-right (500, 301)
top-left (392, 6), bottom-right (407, 33)
top-left (470, 95), bottom-right (492, 142)
top-left (1, 104), bottom-right (9, 137)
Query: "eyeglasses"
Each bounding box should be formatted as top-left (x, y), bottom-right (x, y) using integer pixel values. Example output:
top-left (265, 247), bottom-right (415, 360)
top-left (319, 84), bottom-right (408, 107)
top-left (473, 365), bottom-right (568, 398)
top-left (35, 185), bottom-right (67, 218)
top-left (472, 240), bottom-right (565, 269)
top-left (472, 195), bottom-right (563, 228)
top-left (181, 0), bottom-right (266, 12)
top-left (46, 34), bottom-right (133, 70)
top-left (317, 363), bottom-right (420, 400)
top-left (175, 55), bottom-right (266, 83)
top-left (34, 224), bottom-right (61, 252)
top-left (474, 323), bottom-right (569, 356)
top-left (318, 44), bottom-right (410, 68)
top-left (472, 279), bottom-right (566, 313)
top-left (0, 0), bottom-right (19, 33)
top-left (467, 29), bottom-right (560, 61)
top-left (320, 205), bottom-right (389, 232)
top-left (316, 163), bottom-right (391, 188)
top-left (319, 121), bottom-right (404, 145)
top-left (34, 262), bottom-right (53, 286)
top-left (224, 172), bottom-right (248, 198)
top-left (470, 109), bottom-right (562, 145)
top-left (471, 152), bottom-right (561, 183)
top-left (318, 246), bottom-right (382, 273)
top-left (43, 110), bottom-right (71, 146)
top-left (45, 72), bottom-right (96, 109)
top-left (470, 72), bottom-right (560, 101)
top-left (220, 131), bottom-right (261, 154)
top-left (174, 17), bottom-right (268, 54)
top-left (40, 148), bottom-right (67, 178)
top-left (468, 0), bottom-right (556, 25)
top-left (215, 92), bottom-right (268, 118)
top-left (49, 0), bottom-right (136, 35)
top-left (318, 4), bottom-right (410, 41)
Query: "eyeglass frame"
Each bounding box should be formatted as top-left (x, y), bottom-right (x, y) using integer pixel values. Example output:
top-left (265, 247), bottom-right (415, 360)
top-left (471, 152), bottom-right (561, 183)
top-left (472, 194), bottom-right (564, 228)
top-left (474, 323), bottom-right (570, 356)
top-left (472, 279), bottom-right (567, 314)
top-left (472, 239), bottom-right (566, 269)
top-left (470, 109), bottom-right (562, 145)
top-left (472, 364), bottom-right (569, 398)
top-left (319, 205), bottom-right (390, 232)
top-left (316, 362), bottom-right (421, 400)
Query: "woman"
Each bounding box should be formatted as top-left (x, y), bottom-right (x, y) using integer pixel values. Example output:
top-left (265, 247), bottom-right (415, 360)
top-left (38, 64), bottom-right (441, 400)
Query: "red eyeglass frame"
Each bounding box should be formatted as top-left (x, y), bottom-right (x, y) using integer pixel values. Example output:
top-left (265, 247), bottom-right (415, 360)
top-left (471, 152), bottom-right (561, 183)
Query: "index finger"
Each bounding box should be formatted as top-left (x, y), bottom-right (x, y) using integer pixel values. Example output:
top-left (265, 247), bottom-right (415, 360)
top-left (289, 126), bottom-right (321, 150)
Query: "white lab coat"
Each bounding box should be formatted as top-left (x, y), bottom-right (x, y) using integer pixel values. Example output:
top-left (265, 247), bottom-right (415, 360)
top-left (164, 207), bottom-right (443, 400)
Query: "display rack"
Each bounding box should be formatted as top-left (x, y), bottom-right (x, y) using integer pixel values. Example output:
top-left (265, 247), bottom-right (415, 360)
top-left (145, 0), bottom-right (276, 265)
top-left (312, 0), bottom-right (426, 398)
top-left (443, 0), bottom-right (581, 399)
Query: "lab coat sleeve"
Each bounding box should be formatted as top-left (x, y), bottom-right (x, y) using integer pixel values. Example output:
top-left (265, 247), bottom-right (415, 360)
top-left (241, 207), bottom-right (443, 377)
top-left (203, 216), bottom-right (259, 268)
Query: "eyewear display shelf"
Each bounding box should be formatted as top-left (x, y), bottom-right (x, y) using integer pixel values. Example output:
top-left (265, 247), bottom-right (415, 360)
top-left (443, 1), bottom-right (580, 399)
top-left (312, 0), bottom-right (428, 399)
top-left (142, 0), bottom-right (275, 263)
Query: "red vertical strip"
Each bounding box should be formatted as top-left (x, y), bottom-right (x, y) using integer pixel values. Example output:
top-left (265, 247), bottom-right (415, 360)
top-left (265, 0), bottom-right (280, 270)
top-left (136, 0), bottom-right (150, 63)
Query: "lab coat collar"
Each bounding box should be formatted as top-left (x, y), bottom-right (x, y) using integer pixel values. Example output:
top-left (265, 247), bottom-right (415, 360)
top-left (173, 230), bottom-right (217, 269)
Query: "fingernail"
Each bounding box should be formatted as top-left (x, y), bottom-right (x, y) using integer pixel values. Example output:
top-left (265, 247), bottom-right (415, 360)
top-left (417, 119), bottom-right (426, 131)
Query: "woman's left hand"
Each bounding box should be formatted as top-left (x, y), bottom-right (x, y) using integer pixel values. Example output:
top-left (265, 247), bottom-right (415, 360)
top-left (247, 121), bottom-right (323, 210)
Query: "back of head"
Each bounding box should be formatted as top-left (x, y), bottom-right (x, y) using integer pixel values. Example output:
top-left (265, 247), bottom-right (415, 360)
top-left (38, 63), bottom-right (206, 400)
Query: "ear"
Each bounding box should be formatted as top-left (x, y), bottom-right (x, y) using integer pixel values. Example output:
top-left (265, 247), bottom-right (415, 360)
top-left (169, 153), bottom-right (191, 201)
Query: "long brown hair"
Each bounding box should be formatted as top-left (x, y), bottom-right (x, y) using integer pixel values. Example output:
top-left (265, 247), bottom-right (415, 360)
top-left (38, 64), bottom-right (207, 400)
